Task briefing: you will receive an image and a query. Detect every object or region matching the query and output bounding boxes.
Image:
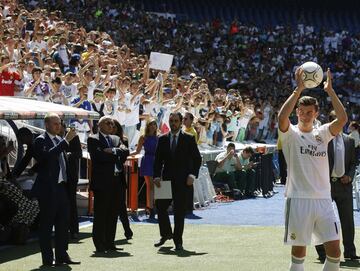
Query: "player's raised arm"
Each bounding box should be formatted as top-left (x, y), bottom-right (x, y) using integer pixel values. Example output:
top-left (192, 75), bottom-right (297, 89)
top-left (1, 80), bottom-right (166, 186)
top-left (278, 68), bottom-right (305, 133)
top-left (324, 69), bottom-right (348, 136)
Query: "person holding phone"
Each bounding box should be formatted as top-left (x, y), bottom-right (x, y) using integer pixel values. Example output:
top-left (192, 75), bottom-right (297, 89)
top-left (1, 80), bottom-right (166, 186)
top-left (32, 113), bottom-right (80, 266)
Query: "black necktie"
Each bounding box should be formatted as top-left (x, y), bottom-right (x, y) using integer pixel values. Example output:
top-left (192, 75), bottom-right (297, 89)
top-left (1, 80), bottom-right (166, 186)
top-left (171, 134), bottom-right (177, 154)
top-left (53, 137), bottom-right (67, 182)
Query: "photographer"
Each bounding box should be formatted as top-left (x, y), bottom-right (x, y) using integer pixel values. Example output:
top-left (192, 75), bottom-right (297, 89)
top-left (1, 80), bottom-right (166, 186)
top-left (213, 143), bottom-right (243, 193)
top-left (236, 146), bottom-right (257, 198)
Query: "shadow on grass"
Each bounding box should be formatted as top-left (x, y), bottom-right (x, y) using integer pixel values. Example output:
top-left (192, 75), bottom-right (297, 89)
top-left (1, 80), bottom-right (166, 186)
top-left (68, 232), bottom-right (92, 244)
top-left (0, 232), bottom-right (92, 264)
top-left (115, 239), bottom-right (132, 246)
top-left (30, 265), bottom-right (72, 271)
top-left (90, 250), bottom-right (132, 258)
top-left (340, 260), bottom-right (360, 268)
top-left (157, 246), bottom-right (208, 258)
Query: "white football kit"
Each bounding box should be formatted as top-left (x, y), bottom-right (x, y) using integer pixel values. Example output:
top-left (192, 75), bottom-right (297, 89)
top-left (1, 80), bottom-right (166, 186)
top-left (279, 123), bottom-right (340, 245)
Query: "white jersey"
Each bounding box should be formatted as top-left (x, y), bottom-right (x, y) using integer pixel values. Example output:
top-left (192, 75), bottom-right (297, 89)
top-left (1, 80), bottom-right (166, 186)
top-left (279, 123), bottom-right (334, 199)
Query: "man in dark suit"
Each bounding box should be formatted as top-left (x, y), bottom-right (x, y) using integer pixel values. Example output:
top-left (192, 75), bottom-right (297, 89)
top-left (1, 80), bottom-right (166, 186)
top-left (59, 122), bottom-right (82, 240)
top-left (32, 113), bottom-right (80, 266)
top-left (316, 112), bottom-right (359, 262)
top-left (87, 116), bottom-right (129, 253)
top-left (153, 112), bottom-right (201, 251)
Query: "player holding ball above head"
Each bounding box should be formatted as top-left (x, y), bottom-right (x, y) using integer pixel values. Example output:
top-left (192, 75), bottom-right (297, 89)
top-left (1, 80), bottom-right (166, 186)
top-left (278, 65), bottom-right (347, 271)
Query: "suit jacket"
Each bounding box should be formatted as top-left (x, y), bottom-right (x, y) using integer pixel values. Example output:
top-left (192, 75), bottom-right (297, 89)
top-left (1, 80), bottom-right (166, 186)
top-left (328, 134), bottom-right (356, 197)
top-left (31, 132), bottom-right (70, 198)
top-left (87, 133), bottom-right (129, 191)
top-left (153, 131), bottom-right (201, 187)
top-left (66, 135), bottom-right (82, 184)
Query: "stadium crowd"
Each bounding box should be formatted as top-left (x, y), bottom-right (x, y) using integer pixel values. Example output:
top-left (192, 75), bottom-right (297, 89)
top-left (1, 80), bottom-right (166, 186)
top-left (0, 0), bottom-right (358, 150)
top-left (0, 0), bottom-right (359, 254)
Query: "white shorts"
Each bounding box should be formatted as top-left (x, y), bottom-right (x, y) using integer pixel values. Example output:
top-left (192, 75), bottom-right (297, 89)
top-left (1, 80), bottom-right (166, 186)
top-left (284, 198), bottom-right (340, 246)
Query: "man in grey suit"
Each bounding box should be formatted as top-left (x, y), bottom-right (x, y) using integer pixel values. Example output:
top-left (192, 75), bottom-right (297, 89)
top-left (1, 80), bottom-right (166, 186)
top-left (316, 111), bottom-right (359, 262)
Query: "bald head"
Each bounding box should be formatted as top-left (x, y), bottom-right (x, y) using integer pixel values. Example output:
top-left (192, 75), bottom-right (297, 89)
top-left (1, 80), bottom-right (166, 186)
top-left (44, 113), bottom-right (61, 135)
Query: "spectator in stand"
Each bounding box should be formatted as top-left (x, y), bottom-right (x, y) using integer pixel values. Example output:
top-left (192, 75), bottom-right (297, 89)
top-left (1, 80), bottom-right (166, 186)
top-left (24, 67), bottom-right (50, 101)
top-left (49, 77), bottom-right (68, 105)
top-left (91, 89), bottom-right (105, 134)
top-left (183, 112), bottom-right (198, 143)
top-left (124, 80), bottom-right (144, 149)
top-left (60, 72), bottom-right (77, 100)
top-left (0, 55), bottom-right (22, 96)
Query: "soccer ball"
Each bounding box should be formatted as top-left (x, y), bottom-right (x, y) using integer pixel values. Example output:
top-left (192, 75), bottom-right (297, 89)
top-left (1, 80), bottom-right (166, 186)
top-left (300, 61), bottom-right (324, 89)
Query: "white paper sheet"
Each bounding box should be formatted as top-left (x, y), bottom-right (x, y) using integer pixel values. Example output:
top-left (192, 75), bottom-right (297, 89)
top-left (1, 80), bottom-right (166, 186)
top-left (149, 52), bottom-right (174, 71)
top-left (154, 180), bottom-right (172, 199)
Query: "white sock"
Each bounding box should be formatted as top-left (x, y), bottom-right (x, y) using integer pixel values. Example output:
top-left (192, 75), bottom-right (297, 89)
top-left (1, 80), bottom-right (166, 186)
top-left (322, 256), bottom-right (340, 271)
top-left (289, 255), bottom-right (305, 271)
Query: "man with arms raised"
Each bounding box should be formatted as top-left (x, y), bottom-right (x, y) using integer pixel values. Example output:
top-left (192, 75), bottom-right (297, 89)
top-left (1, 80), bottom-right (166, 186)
top-left (278, 68), bottom-right (347, 271)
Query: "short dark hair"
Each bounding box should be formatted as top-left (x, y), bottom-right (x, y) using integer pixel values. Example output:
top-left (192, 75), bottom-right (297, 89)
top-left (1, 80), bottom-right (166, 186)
top-left (169, 112), bottom-right (183, 122)
top-left (297, 96), bottom-right (319, 112)
top-left (185, 112), bottom-right (194, 121)
top-left (227, 143), bottom-right (235, 149)
top-left (31, 67), bottom-right (42, 74)
top-left (243, 146), bottom-right (254, 155)
top-left (52, 77), bottom-right (61, 84)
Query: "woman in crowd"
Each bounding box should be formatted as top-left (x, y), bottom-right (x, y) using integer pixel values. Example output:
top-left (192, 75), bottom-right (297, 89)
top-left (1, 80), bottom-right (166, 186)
top-left (131, 119), bottom-right (158, 219)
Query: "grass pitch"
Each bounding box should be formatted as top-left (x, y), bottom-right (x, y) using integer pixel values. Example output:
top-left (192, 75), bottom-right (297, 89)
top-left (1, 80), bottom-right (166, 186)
top-left (0, 224), bottom-right (359, 271)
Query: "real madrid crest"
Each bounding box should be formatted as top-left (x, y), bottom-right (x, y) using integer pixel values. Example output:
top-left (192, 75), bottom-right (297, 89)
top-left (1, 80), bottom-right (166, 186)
top-left (314, 134), bottom-right (323, 144)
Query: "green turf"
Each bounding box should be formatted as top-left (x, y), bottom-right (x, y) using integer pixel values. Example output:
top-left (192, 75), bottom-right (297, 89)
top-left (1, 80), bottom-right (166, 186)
top-left (0, 225), bottom-right (359, 271)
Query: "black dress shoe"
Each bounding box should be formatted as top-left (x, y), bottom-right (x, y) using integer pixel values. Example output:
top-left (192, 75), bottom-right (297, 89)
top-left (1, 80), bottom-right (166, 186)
top-left (106, 246), bottom-right (123, 251)
top-left (55, 257), bottom-right (81, 265)
top-left (175, 244), bottom-right (184, 251)
top-left (154, 235), bottom-right (173, 247)
top-left (344, 255), bottom-right (360, 260)
top-left (125, 229), bottom-right (133, 240)
top-left (41, 261), bottom-right (54, 267)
